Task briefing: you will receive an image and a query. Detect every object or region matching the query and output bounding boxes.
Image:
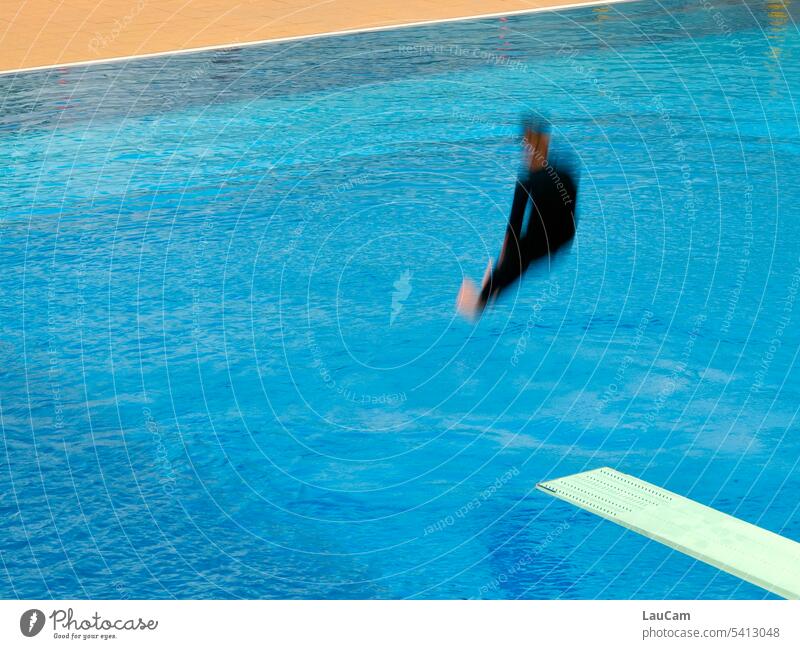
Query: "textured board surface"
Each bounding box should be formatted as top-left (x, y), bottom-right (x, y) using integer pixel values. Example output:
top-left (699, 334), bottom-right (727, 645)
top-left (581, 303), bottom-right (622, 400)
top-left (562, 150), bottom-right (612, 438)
top-left (537, 467), bottom-right (800, 599)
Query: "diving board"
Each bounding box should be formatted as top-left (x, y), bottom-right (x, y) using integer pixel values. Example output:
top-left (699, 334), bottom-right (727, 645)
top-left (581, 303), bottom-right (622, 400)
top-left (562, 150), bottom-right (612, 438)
top-left (536, 467), bottom-right (800, 599)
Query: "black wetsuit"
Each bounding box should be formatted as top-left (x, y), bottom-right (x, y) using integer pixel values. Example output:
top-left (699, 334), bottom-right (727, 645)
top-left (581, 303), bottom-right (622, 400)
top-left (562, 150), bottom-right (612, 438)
top-left (479, 165), bottom-right (577, 306)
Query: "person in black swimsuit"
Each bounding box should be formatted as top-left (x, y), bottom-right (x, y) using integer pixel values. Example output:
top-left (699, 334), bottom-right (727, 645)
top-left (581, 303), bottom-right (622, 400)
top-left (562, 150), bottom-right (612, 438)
top-left (457, 117), bottom-right (578, 320)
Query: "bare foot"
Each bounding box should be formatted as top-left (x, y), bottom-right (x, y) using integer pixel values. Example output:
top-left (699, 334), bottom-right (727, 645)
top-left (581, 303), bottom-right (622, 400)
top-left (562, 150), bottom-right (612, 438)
top-left (457, 259), bottom-right (493, 321)
top-left (456, 279), bottom-right (481, 321)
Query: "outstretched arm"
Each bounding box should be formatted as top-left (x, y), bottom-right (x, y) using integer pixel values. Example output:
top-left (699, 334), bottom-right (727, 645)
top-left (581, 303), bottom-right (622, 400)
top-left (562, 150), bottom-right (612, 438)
top-left (497, 178), bottom-right (530, 266)
top-left (479, 178), bottom-right (530, 306)
top-left (456, 178), bottom-right (531, 321)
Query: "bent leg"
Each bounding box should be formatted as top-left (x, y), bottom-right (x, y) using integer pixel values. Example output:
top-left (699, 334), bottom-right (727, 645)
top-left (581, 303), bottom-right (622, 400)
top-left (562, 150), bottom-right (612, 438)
top-left (477, 250), bottom-right (527, 308)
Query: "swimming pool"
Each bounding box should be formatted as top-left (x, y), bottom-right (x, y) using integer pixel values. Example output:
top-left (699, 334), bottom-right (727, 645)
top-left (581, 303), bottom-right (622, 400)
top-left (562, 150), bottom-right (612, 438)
top-left (1, 0), bottom-right (799, 599)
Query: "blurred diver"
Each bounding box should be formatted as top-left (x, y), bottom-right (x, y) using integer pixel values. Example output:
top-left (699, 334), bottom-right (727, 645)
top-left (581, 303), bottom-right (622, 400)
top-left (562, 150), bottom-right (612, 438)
top-left (456, 116), bottom-right (578, 320)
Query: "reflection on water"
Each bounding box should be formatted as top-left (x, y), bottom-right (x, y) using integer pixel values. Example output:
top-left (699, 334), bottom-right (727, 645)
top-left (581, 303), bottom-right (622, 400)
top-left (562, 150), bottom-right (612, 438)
top-left (763, 0), bottom-right (792, 98)
top-left (592, 6), bottom-right (612, 22)
top-left (766, 0), bottom-right (791, 58)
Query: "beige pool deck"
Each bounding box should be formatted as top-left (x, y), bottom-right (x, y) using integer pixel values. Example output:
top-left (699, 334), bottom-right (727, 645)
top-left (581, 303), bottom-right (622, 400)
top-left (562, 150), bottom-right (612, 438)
top-left (1, 0), bottom-right (627, 74)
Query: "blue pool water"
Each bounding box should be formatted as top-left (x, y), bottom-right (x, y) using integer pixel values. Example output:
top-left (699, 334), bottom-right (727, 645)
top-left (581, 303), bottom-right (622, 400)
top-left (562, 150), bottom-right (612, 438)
top-left (2, 0), bottom-right (799, 599)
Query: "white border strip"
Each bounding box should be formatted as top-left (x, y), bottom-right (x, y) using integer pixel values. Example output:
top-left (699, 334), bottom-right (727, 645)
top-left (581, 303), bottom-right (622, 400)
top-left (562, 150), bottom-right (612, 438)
top-left (0, 0), bottom-right (636, 76)
top-left (0, 600), bottom-right (798, 647)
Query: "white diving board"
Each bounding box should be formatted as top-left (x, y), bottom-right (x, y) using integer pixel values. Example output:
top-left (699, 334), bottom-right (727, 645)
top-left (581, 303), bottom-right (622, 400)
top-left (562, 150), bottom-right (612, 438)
top-left (536, 467), bottom-right (800, 599)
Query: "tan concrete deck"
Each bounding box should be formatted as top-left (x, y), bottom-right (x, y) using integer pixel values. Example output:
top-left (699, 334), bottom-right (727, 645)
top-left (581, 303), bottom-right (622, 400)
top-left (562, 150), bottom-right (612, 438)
top-left (1, 0), bottom-right (622, 74)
